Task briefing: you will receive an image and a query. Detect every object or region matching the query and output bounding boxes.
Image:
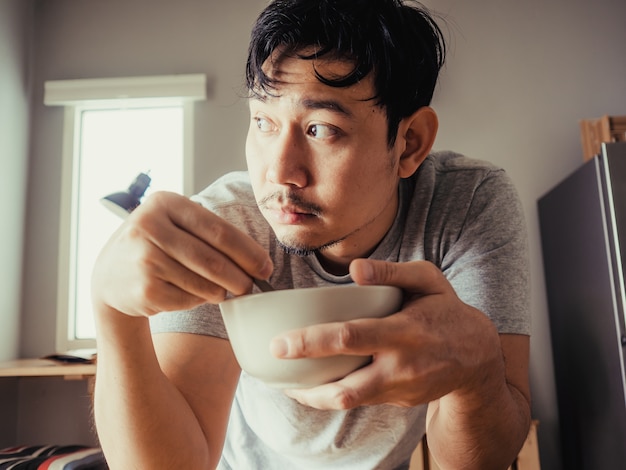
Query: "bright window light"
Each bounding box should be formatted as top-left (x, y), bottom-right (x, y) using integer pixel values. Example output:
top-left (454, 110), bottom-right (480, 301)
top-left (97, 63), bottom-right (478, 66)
top-left (44, 74), bottom-right (205, 353)
top-left (73, 106), bottom-right (184, 340)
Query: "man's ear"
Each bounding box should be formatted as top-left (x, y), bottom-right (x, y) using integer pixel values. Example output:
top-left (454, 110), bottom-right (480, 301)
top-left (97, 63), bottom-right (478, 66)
top-left (397, 106), bottom-right (438, 178)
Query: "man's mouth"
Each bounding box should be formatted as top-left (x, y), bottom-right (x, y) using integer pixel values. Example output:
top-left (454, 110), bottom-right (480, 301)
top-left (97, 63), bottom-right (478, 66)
top-left (269, 207), bottom-right (313, 224)
top-left (258, 192), bottom-right (322, 224)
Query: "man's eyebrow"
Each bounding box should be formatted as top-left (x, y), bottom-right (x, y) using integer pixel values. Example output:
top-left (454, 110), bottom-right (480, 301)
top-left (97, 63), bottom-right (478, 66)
top-left (250, 94), bottom-right (354, 118)
top-left (301, 98), bottom-right (353, 117)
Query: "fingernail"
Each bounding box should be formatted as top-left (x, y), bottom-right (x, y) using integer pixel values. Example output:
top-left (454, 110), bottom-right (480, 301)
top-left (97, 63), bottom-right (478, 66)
top-left (260, 258), bottom-right (274, 279)
top-left (361, 260), bottom-right (375, 283)
top-left (270, 337), bottom-right (289, 358)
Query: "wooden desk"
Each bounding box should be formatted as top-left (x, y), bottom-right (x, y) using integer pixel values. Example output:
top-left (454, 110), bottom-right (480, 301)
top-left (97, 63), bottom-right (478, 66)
top-left (0, 359), bottom-right (98, 448)
top-left (0, 359), bottom-right (96, 380)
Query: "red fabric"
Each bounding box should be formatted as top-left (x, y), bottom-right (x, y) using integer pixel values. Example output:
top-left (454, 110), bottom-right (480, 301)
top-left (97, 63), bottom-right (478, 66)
top-left (39, 454), bottom-right (69, 470)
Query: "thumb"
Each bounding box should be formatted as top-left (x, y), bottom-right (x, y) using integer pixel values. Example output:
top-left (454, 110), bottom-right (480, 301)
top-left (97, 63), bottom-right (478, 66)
top-left (349, 259), bottom-right (446, 295)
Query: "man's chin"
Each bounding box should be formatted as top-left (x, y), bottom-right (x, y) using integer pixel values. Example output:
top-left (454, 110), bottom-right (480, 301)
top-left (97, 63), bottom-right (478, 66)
top-left (276, 239), bottom-right (317, 257)
top-left (276, 235), bottom-right (342, 258)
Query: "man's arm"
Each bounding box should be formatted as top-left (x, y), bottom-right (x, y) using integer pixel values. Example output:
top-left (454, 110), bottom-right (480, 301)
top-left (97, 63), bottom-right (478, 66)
top-left (94, 313), bottom-right (241, 469)
top-left (425, 334), bottom-right (530, 469)
top-left (91, 191), bottom-right (271, 468)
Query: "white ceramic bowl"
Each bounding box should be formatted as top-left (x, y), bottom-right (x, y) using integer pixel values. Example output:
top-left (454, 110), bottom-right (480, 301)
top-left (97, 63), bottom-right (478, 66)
top-left (219, 284), bottom-right (403, 388)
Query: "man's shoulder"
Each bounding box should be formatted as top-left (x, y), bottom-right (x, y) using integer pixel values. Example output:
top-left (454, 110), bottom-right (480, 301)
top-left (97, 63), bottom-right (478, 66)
top-left (193, 171), bottom-right (256, 206)
top-left (426, 150), bottom-right (503, 174)
top-left (419, 151), bottom-right (513, 197)
top-left (199, 170), bottom-right (253, 193)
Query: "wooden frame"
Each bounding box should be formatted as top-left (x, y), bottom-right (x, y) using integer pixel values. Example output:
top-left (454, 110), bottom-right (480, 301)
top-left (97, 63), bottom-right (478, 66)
top-left (580, 115), bottom-right (626, 161)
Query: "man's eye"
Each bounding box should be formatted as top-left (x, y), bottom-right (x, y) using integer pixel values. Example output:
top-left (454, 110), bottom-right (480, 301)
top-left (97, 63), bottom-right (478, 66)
top-left (308, 124), bottom-right (338, 139)
top-left (255, 117), bottom-right (274, 132)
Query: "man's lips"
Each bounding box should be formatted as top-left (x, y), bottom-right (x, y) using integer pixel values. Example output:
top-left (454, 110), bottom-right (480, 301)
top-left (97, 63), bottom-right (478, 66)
top-left (258, 193), bottom-right (322, 225)
top-left (265, 204), bottom-right (316, 224)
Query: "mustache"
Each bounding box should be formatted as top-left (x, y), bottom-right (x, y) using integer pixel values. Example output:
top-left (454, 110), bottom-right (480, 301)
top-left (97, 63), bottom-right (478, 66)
top-left (257, 191), bottom-right (323, 216)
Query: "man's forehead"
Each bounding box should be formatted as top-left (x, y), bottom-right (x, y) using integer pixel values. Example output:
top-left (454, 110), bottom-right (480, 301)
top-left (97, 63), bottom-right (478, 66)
top-left (265, 48), bottom-right (355, 80)
top-left (258, 49), bottom-right (377, 105)
top-left (251, 90), bottom-right (356, 119)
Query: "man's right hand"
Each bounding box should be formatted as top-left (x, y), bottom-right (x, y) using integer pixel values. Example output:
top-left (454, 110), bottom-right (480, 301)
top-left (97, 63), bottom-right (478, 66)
top-left (92, 190), bottom-right (257, 469)
top-left (91, 190), bottom-right (273, 319)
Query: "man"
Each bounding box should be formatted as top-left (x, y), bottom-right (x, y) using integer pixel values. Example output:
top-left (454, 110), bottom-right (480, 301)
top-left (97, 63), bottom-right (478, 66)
top-left (92, 1), bottom-right (531, 469)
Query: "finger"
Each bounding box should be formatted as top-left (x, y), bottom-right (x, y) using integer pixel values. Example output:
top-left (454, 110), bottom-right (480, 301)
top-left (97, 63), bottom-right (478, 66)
top-left (144, 192), bottom-right (273, 280)
top-left (140, 239), bottom-right (230, 303)
top-left (146, 219), bottom-right (257, 297)
top-left (133, 192), bottom-right (273, 295)
top-left (284, 362), bottom-right (388, 410)
top-left (349, 258), bottom-right (447, 295)
top-left (118, 207), bottom-right (242, 298)
top-left (138, 277), bottom-right (208, 315)
top-left (270, 317), bottom-right (397, 359)
top-left (284, 352), bottom-right (436, 410)
top-left (96, 238), bottom-right (224, 316)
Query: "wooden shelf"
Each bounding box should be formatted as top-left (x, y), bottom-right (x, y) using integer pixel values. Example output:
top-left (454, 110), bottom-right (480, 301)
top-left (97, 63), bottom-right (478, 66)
top-left (0, 358), bottom-right (96, 379)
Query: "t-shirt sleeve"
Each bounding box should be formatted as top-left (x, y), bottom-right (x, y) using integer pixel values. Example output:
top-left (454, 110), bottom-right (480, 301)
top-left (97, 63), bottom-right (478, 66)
top-left (441, 169), bottom-right (531, 335)
top-left (149, 302), bottom-right (228, 339)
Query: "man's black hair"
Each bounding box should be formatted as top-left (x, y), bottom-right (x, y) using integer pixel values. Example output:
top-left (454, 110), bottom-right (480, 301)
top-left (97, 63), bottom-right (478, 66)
top-left (246, 0), bottom-right (446, 146)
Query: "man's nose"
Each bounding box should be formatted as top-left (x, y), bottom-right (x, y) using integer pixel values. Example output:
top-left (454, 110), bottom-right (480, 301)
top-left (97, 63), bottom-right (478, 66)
top-left (266, 128), bottom-right (309, 188)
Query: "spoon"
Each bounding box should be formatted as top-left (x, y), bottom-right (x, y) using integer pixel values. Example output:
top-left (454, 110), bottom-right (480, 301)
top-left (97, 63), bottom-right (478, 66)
top-left (253, 278), bottom-right (275, 292)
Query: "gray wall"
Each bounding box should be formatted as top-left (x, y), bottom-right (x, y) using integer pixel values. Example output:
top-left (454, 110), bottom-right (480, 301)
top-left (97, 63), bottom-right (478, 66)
top-left (8, 0), bottom-right (626, 467)
top-left (421, 1), bottom-right (626, 468)
top-left (0, 0), bottom-right (31, 361)
top-left (0, 0), bottom-right (32, 449)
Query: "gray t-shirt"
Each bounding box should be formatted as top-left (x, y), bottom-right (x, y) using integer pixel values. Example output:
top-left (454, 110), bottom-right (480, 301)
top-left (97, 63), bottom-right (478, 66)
top-left (150, 151), bottom-right (530, 469)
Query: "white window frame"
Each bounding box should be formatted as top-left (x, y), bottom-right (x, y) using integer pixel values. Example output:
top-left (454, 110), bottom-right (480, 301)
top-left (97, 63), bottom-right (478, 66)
top-left (44, 74), bottom-right (206, 353)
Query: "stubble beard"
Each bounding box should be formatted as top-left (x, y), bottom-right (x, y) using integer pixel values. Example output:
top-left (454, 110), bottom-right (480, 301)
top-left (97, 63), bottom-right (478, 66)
top-left (276, 235), bottom-right (344, 257)
top-left (258, 190), bottom-right (343, 257)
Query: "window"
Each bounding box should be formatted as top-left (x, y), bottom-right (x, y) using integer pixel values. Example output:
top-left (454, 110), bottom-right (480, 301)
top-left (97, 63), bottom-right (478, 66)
top-left (44, 74), bottom-right (206, 353)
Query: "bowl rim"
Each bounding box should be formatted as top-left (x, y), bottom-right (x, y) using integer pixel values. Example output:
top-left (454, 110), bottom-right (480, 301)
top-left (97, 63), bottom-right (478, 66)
top-left (219, 283), bottom-right (402, 307)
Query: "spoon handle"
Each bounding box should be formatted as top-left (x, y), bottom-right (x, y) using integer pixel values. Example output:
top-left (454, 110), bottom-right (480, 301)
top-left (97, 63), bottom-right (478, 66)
top-left (253, 278), bottom-right (275, 292)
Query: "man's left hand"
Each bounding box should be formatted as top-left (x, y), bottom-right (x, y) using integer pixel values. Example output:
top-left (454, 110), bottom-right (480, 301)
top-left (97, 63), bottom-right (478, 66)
top-left (271, 258), bottom-right (505, 410)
